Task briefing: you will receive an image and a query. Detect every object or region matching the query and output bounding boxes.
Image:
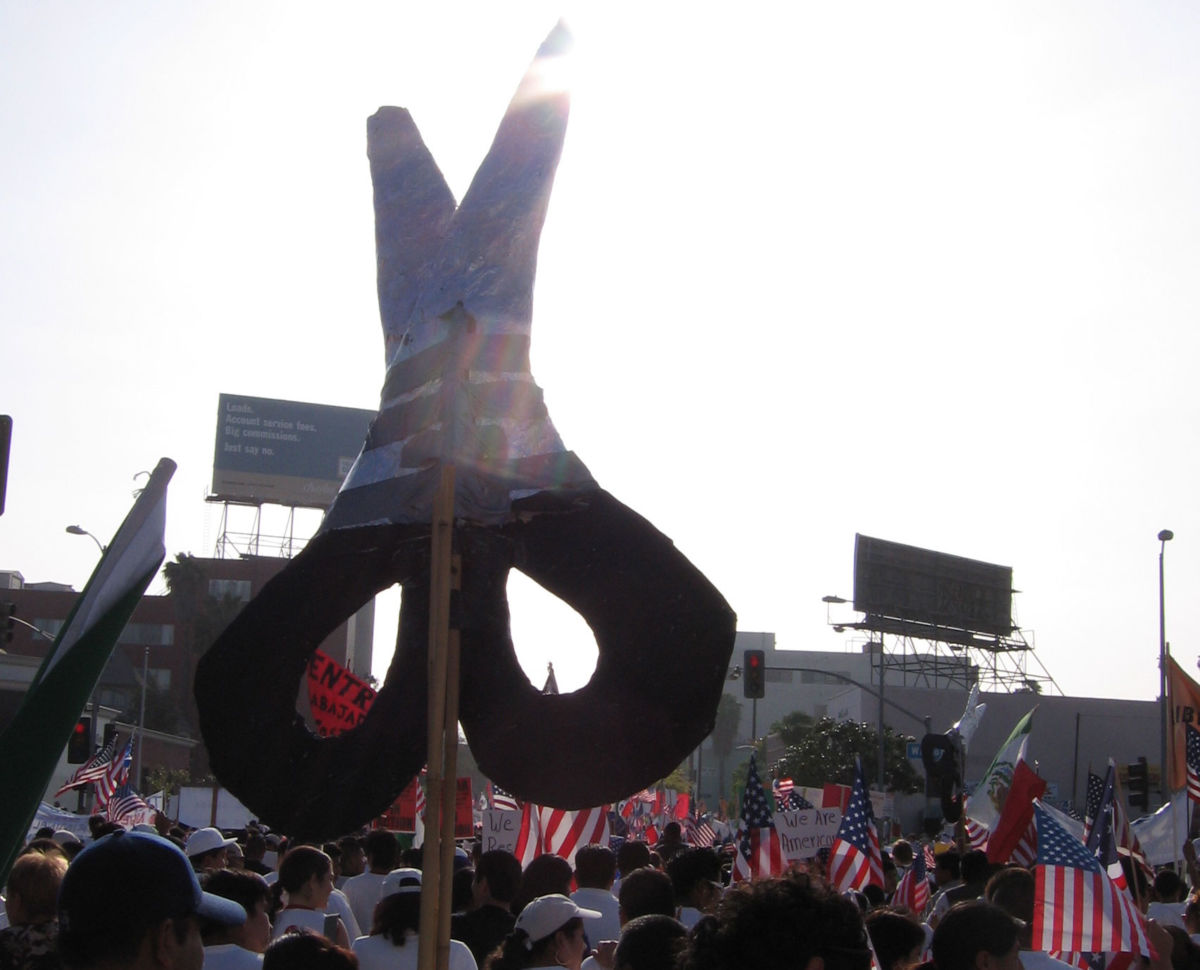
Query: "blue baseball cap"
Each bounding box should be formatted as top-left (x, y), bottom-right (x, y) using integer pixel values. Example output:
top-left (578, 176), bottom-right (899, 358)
top-left (59, 830), bottom-right (246, 937)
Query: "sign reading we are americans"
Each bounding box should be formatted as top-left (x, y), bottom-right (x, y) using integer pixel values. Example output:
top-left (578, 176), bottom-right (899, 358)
top-left (775, 808), bottom-right (843, 862)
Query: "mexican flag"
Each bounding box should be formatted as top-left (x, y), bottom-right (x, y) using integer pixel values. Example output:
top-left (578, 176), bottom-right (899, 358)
top-left (964, 706), bottom-right (1037, 834)
top-left (0, 458), bottom-right (174, 881)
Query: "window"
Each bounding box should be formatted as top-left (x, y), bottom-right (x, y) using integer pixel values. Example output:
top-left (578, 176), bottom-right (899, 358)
top-left (117, 623), bottom-right (175, 646)
top-left (208, 579), bottom-right (252, 603)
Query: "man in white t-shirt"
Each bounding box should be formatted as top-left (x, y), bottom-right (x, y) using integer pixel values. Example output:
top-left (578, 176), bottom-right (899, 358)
top-left (341, 830), bottom-right (400, 932)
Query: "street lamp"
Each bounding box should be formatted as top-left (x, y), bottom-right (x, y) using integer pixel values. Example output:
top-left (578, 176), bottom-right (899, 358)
top-left (1159, 529), bottom-right (1173, 801)
top-left (65, 525), bottom-right (106, 552)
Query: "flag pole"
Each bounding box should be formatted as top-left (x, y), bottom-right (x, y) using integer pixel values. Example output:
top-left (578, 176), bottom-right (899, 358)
top-left (418, 464), bottom-right (457, 970)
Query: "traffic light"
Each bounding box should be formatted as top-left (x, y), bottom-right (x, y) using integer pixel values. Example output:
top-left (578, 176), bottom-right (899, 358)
top-left (102, 722), bottom-right (118, 748)
top-left (67, 717), bottom-right (92, 763)
top-left (743, 649), bottom-right (765, 699)
top-left (2, 602), bottom-right (14, 644)
top-left (1127, 756), bottom-right (1149, 812)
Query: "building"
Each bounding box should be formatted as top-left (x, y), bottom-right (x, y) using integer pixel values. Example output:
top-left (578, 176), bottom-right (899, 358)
top-left (0, 558), bottom-right (373, 794)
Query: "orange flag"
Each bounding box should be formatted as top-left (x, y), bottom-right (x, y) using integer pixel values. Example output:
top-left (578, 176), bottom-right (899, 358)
top-left (1167, 655), bottom-right (1200, 790)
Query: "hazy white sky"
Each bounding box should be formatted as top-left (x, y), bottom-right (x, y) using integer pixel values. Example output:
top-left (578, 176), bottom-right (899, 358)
top-left (3, 2), bottom-right (1199, 706)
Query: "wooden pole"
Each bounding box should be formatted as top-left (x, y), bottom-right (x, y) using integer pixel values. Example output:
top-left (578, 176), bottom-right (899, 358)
top-left (418, 466), bottom-right (458, 970)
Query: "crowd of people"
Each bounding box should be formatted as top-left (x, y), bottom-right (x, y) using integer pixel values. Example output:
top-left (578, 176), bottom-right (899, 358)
top-left (0, 817), bottom-right (1195, 970)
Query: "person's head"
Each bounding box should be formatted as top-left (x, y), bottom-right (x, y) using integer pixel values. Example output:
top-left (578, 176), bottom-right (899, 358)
top-left (866, 910), bottom-right (927, 970)
top-left (185, 828), bottom-right (237, 872)
top-left (934, 851), bottom-right (961, 887)
top-left (338, 836), bottom-right (365, 878)
top-left (891, 841), bottom-right (915, 868)
top-left (612, 914), bottom-right (688, 970)
top-left (263, 932), bottom-right (358, 970)
top-left (278, 846), bottom-right (335, 906)
top-left (491, 894), bottom-right (600, 970)
top-left (618, 841), bottom-right (651, 877)
top-left (1164, 926), bottom-right (1200, 970)
top-left (984, 867), bottom-right (1035, 925)
top-left (960, 851), bottom-right (991, 887)
top-left (370, 868), bottom-right (423, 943)
top-left (200, 869), bottom-right (272, 954)
top-left (931, 901), bottom-right (1022, 970)
top-left (57, 830), bottom-right (245, 970)
top-left (5, 850), bottom-right (68, 925)
top-left (667, 848), bottom-right (722, 911)
top-left (618, 867), bottom-right (676, 923)
top-left (675, 871), bottom-right (872, 970)
top-left (513, 854), bottom-right (573, 914)
top-left (575, 844), bottom-right (617, 890)
top-left (364, 830), bottom-right (399, 873)
top-left (453, 866), bottom-right (476, 912)
top-left (474, 849), bottom-right (523, 909)
top-left (1155, 869), bottom-right (1187, 904)
top-left (244, 832), bottom-right (267, 862)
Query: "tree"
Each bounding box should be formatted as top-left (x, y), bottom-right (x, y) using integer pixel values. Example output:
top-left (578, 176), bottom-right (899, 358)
top-left (773, 715), bottom-right (921, 793)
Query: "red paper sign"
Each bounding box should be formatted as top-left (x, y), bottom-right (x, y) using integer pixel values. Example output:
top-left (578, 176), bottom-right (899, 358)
top-left (307, 650), bottom-right (376, 737)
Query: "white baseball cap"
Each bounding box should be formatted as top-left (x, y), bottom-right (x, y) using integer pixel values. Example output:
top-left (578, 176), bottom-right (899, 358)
top-left (380, 867), bottom-right (423, 898)
top-left (516, 894), bottom-right (602, 945)
top-left (185, 827), bottom-right (238, 858)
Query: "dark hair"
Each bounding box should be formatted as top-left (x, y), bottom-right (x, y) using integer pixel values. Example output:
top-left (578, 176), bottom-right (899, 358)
top-left (931, 901), bottom-right (1020, 970)
top-left (371, 892), bottom-right (421, 944)
top-left (866, 910), bottom-right (926, 970)
top-left (891, 841), bottom-right (915, 867)
top-left (668, 848), bottom-right (721, 903)
top-left (264, 931), bottom-right (358, 970)
top-left (453, 867), bottom-right (476, 912)
top-left (675, 872), bottom-right (871, 970)
top-left (959, 851), bottom-right (990, 885)
top-left (278, 846), bottom-right (332, 894)
top-left (613, 914), bottom-right (688, 970)
top-left (364, 830), bottom-right (399, 870)
top-left (512, 854), bottom-right (573, 915)
top-left (1164, 925), bottom-right (1200, 970)
top-left (575, 844), bottom-right (617, 888)
top-left (618, 840), bottom-right (651, 875)
top-left (934, 851), bottom-right (960, 879)
top-left (1156, 869), bottom-right (1187, 903)
top-left (476, 850), bottom-right (523, 904)
top-left (984, 867), bottom-right (1034, 923)
top-left (199, 869), bottom-right (268, 940)
top-left (485, 917), bottom-right (584, 970)
top-left (619, 867), bottom-right (676, 920)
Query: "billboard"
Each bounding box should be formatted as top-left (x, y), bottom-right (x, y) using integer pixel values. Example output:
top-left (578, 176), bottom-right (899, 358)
top-left (852, 534), bottom-right (1014, 637)
top-left (210, 394), bottom-right (374, 510)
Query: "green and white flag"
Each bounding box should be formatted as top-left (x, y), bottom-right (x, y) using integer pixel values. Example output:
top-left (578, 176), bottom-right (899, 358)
top-left (0, 458), bottom-right (174, 881)
top-left (964, 706), bottom-right (1036, 833)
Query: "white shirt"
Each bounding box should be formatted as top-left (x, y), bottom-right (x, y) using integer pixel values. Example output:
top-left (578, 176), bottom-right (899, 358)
top-left (342, 872), bottom-right (389, 933)
top-left (271, 907), bottom-right (346, 941)
top-left (353, 932), bottom-right (477, 970)
top-left (571, 887), bottom-right (621, 946)
top-left (203, 944), bottom-right (263, 970)
top-left (328, 888), bottom-right (361, 939)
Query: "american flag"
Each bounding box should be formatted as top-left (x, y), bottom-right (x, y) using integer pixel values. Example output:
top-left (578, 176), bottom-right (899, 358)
top-left (489, 783), bottom-right (520, 813)
top-left (774, 777), bottom-right (794, 804)
top-left (513, 803), bottom-right (610, 868)
top-left (686, 816), bottom-right (716, 848)
top-left (891, 842), bottom-right (929, 914)
top-left (94, 741), bottom-right (132, 808)
top-left (732, 754), bottom-right (783, 883)
top-left (1186, 724), bottom-right (1200, 805)
top-left (106, 783), bottom-right (151, 825)
top-left (963, 817), bottom-right (990, 850)
top-left (1083, 771), bottom-right (1106, 842)
top-left (1033, 802), bottom-right (1149, 957)
top-left (827, 759), bottom-right (883, 893)
top-left (788, 789), bottom-right (815, 810)
top-left (55, 731), bottom-right (119, 796)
